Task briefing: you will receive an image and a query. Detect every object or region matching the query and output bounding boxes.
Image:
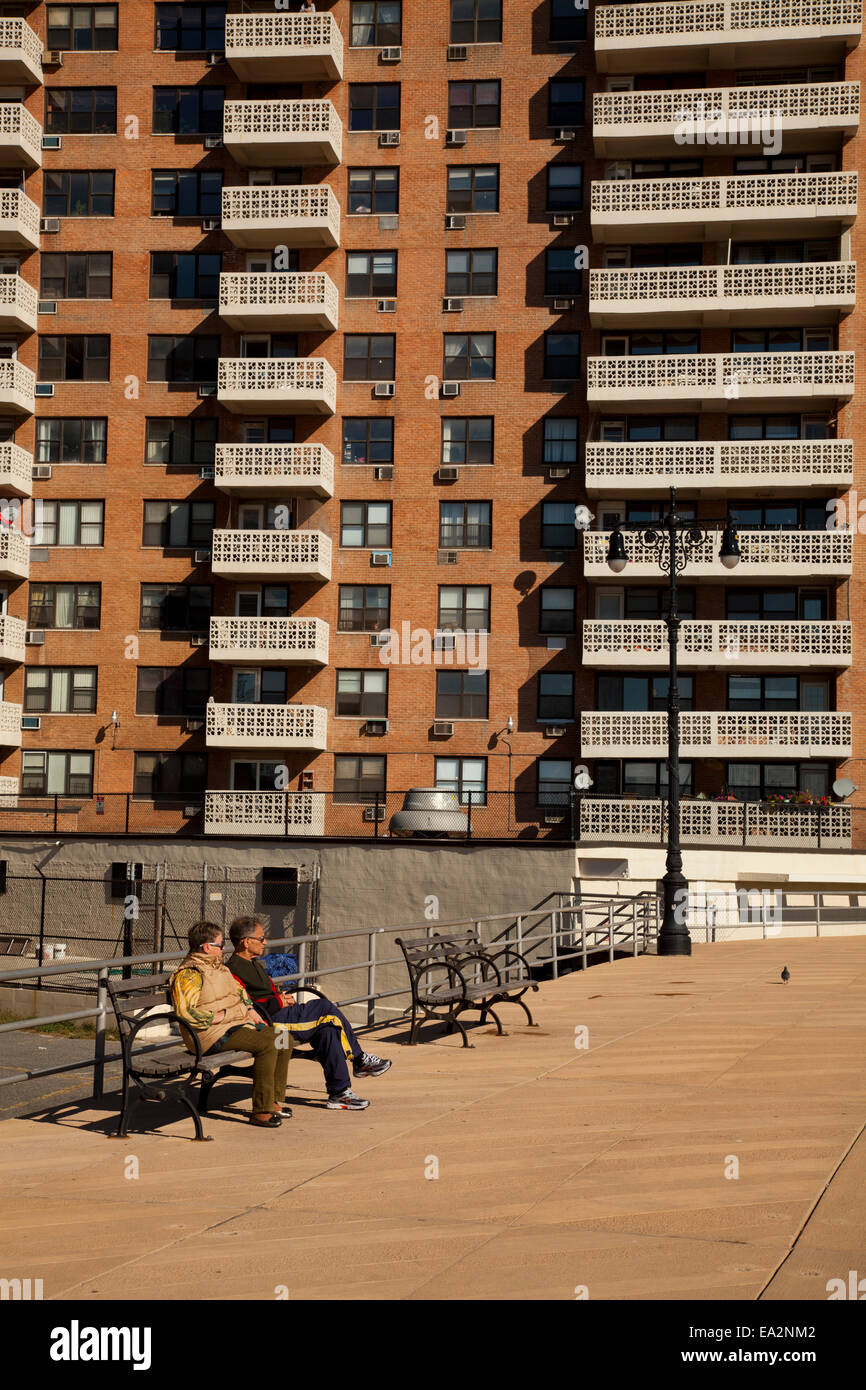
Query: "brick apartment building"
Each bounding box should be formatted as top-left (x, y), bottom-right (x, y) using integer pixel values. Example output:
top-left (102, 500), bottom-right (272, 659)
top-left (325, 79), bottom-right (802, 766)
top-left (0, 0), bottom-right (861, 892)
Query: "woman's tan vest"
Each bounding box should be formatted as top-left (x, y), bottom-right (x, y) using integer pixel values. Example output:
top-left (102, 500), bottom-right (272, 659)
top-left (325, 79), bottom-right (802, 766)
top-left (172, 950), bottom-right (250, 1054)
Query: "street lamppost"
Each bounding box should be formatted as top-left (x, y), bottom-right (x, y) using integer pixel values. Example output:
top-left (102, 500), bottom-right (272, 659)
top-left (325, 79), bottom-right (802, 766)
top-left (605, 487), bottom-right (740, 956)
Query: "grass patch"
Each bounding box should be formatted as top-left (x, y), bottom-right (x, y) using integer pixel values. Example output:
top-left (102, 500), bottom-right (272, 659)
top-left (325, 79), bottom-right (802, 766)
top-left (0, 1009), bottom-right (119, 1041)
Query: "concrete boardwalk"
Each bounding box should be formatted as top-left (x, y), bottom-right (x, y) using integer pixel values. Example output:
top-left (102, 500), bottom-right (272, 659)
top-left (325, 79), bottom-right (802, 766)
top-left (1, 937), bottom-right (864, 1301)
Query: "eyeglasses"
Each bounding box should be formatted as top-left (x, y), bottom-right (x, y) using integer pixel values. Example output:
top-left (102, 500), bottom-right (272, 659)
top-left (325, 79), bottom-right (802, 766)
top-left (207, 940), bottom-right (224, 950)
top-left (246, 935), bottom-right (266, 944)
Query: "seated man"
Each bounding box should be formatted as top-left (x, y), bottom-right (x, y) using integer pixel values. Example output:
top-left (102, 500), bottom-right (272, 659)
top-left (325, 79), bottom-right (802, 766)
top-left (227, 915), bottom-right (391, 1112)
top-left (170, 920), bottom-right (291, 1129)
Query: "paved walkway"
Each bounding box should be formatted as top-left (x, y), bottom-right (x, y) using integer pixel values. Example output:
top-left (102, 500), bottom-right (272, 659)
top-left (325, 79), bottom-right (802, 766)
top-left (1, 937), bottom-right (864, 1301)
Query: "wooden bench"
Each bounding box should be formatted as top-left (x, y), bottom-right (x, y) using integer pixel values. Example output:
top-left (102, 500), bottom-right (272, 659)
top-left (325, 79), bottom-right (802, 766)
top-left (396, 931), bottom-right (539, 1048)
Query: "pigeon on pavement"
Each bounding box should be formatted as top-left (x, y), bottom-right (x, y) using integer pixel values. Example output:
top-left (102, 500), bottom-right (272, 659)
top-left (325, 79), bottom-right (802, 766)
top-left (781, 966), bottom-right (790, 984)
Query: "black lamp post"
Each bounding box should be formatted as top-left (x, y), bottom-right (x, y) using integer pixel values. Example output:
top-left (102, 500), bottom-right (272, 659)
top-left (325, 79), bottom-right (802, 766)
top-left (606, 487), bottom-right (740, 956)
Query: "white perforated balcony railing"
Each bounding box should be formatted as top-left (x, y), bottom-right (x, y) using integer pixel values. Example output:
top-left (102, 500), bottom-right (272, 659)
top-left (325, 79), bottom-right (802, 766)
top-left (218, 272), bottom-right (339, 332)
top-left (593, 79), bottom-right (860, 132)
top-left (0, 699), bottom-right (21, 746)
top-left (206, 702), bottom-right (328, 750)
top-left (585, 439), bottom-right (853, 495)
top-left (0, 187), bottom-right (39, 250)
top-left (0, 274), bottom-right (37, 333)
top-left (0, 101), bottom-right (41, 167)
top-left (209, 616), bottom-right (329, 667)
top-left (222, 99), bottom-right (342, 167)
top-left (0, 612), bottom-right (25, 664)
top-left (214, 443), bottom-right (334, 497)
top-left (221, 184), bottom-right (340, 249)
top-left (205, 790), bottom-right (325, 837)
top-left (0, 441), bottom-right (32, 496)
top-left (586, 350), bottom-right (854, 408)
top-left (589, 262), bottom-right (856, 326)
top-left (581, 710), bottom-right (852, 758)
top-left (0, 774), bottom-right (17, 807)
top-left (0, 17), bottom-right (42, 83)
top-left (217, 356), bottom-right (337, 416)
top-left (579, 798), bottom-right (852, 849)
top-left (225, 12), bottom-right (343, 81)
top-left (583, 528), bottom-right (852, 578)
top-left (0, 359), bottom-right (34, 416)
top-left (210, 528), bottom-right (332, 581)
top-left (0, 526), bottom-right (29, 579)
top-left (582, 619), bottom-right (852, 668)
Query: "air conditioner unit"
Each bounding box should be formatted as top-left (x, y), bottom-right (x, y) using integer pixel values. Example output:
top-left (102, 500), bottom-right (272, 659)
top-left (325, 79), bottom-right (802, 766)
top-left (184, 805), bottom-right (201, 818)
top-left (378, 214), bottom-right (399, 231)
top-left (445, 214), bottom-right (466, 230)
top-left (369, 631), bottom-right (389, 647)
top-left (441, 381), bottom-right (460, 398)
top-left (35, 383), bottom-right (54, 397)
top-left (185, 719), bottom-right (204, 732)
top-left (379, 131), bottom-right (400, 147)
top-left (380, 46), bottom-right (401, 62)
top-left (438, 549), bottom-right (459, 565)
top-left (433, 631), bottom-right (456, 651)
top-left (373, 381), bottom-right (395, 398)
top-left (438, 465), bottom-right (459, 482)
top-left (446, 129), bottom-right (467, 146)
top-left (189, 633), bottom-right (207, 647)
top-left (447, 44), bottom-right (468, 60)
top-left (443, 297), bottom-right (463, 312)
top-left (207, 51), bottom-right (225, 65)
top-left (33, 464), bottom-right (52, 480)
top-left (199, 465), bottom-right (214, 480)
top-left (201, 217), bottom-right (220, 232)
top-left (40, 218), bottom-right (60, 233)
top-left (364, 718), bottom-right (388, 735)
top-left (37, 301), bottom-right (57, 315)
top-left (543, 813), bottom-right (565, 825)
top-left (553, 297), bottom-right (574, 311)
top-left (25, 630), bottom-right (44, 646)
top-left (46, 50), bottom-right (64, 65)
top-left (555, 127), bottom-right (576, 141)
top-left (21, 716), bottom-right (41, 731)
top-left (545, 725), bottom-right (567, 737)
top-left (198, 384), bottom-right (216, 398)
top-left (194, 549), bottom-right (211, 563)
top-left (433, 721), bottom-right (454, 737)
top-left (548, 467), bottom-right (570, 479)
top-left (41, 136), bottom-right (61, 151)
top-left (374, 465), bottom-right (394, 480)
top-left (552, 214), bottom-right (574, 226)
top-left (370, 550), bottom-right (392, 566)
top-left (363, 803), bottom-right (386, 821)
top-left (376, 298), bottom-right (396, 312)
top-left (203, 135), bottom-right (223, 149)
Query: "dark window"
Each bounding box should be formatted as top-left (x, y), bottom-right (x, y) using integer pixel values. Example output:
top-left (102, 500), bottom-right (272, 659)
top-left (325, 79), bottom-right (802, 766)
top-left (136, 667), bottom-right (210, 716)
top-left (593, 760), bottom-right (694, 799)
top-left (47, 5), bottom-right (118, 50)
top-left (441, 417), bottom-right (493, 465)
top-left (46, 88), bottom-right (116, 135)
top-left (544, 331), bottom-right (580, 379)
top-left (543, 417), bottom-right (578, 464)
top-left (149, 252), bottom-right (221, 300)
top-left (610, 329), bottom-right (699, 356)
top-left (343, 334), bottom-right (395, 380)
top-left (345, 250), bottom-right (397, 298)
top-left (597, 674), bottom-right (695, 711)
top-left (142, 501), bottom-right (215, 548)
top-left (333, 754), bottom-right (386, 804)
top-left (342, 417), bottom-right (393, 465)
top-left (38, 336), bottom-right (109, 382)
top-left (44, 170), bottom-right (114, 218)
top-left (546, 164), bottom-right (583, 211)
top-left (40, 253), bottom-right (112, 300)
top-left (548, 79), bottom-right (585, 127)
top-left (34, 501), bottom-right (104, 547)
top-left (725, 761), bottom-right (830, 801)
top-left (35, 418), bottom-right (106, 465)
top-left (435, 756), bottom-right (487, 805)
top-left (443, 332), bottom-right (495, 380)
top-left (147, 336), bottom-right (220, 383)
top-left (726, 587), bottom-right (827, 621)
top-left (347, 167), bottom-right (399, 215)
top-left (633, 158), bottom-right (702, 179)
top-left (340, 501), bottom-right (392, 548)
top-left (447, 164), bottom-right (499, 213)
top-left (153, 87), bottom-right (225, 136)
top-left (448, 81), bottom-right (500, 129)
top-left (155, 3), bottom-right (226, 51)
top-left (726, 674), bottom-right (810, 712)
top-left (140, 584), bottom-right (212, 631)
top-left (728, 414), bottom-right (827, 441)
top-left (145, 418), bottom-right (217, 466)
top-left (436, 670), bottom-right (488, 719)
top-left (133, 751), bottom-right (207, 799)
top-left (539, 586), bottom-right (575, 633)
top-left (545, 247), bottom-right (582, 296)
top-left (21, 751), bottom-right (93, 796)
top-left (550, 0), bottom-right (587, 43)
top-left (260, 866), bottom-right (299, 907)
top-left (335, 669), bottom-right (388, 717)
top-left (445, 249), bottom-right (497, 296)
top-left (28, 583), bottom-right (101, 630)
top-left (152, 169), bottom-right (223, 217)
top-left (729, 499), bottom-right (829, 531)
top-left (541, 500), bottom-right (577, 547)
top-left (537, 757), bottom-right (572, 807)
top-left (731, 327), bottom-right (831, 354)
top-left (601, 415), bottom-right (699, 442)
top-left (731, 238), bottom-right (836, 264)
top-left (24, 668), bottom-right (97, 714)
top-left (450, 0), bottom-right (502, 43)
top-left (438, 584), bottom-right (490, 630)
top-left (538, 672), bottom-right (573, 721)
top-left (338, 584), bottom-right (390, 632)
top-left (629, 243), bottom-right (704, 268)
top-left (350, 1), bottom-right (401, 46)
top-left (439, 500), bottom-right (491, 548)
top-left (624, 586), bottom-right (696, 620)
top-left (348, 84), bottom-right (401, 132)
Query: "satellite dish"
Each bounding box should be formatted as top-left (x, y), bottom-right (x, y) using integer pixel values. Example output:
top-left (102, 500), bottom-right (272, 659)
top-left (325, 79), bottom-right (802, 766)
top-left (832, 777), bottom-right (857, 800)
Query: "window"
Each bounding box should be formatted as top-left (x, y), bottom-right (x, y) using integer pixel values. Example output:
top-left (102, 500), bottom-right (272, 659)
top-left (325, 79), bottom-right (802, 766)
top-left (140, 584), bottom-right (212, 631)
top-left (550, 0), bottom-right (587, 43)
top-left (145, 418), bottom-right (217, 467)
top-left (342, 418), bottom-right (393, 465)
top-left (336, 669), bottom-right (388, 717)
top-left (538, 672), bottom-right (574, 721)
top-left (541, 501), bottom-right (577, 548)
top-left (438, 585), bottom-right (490, 630)
top-left (28, 583), bottom-right (100, 630)
top-left (147, 336), bottom-right (219, 383)
top-left (439, 500), bottom-right (491, 548)
top-left (348, 84), bottom-right (401, 132)
top-left (443, 332), bottom-right (495, 380)
top-left (151, 169), bottom-right (223, 218)
top-left (537, 758), bottom-right (571, 807)
top-left (451, 0), bottom-right (501, 43)
top-left (597, 674), bottom-right (695, 712)
top-left (726, 762), bottom-right (830, 801)
top-left (338, 584), bottom-right (389, 632)
top-left (543, 418), bottom-right (578, 465)
top-left (24, 668), bottom-right (97, 714)
top-left (142, 501), bottom-right (215, 548)
top-left (149, 253), bottom-right (221, 300)
top-left (633, 158), bottom-right (702, 179)
top-left (343, 334), bottom-right (395, 381)
top-left (46, 88), bottom-right (116, 135)
top-left (546, 165), bottom-right (583, 211)
top-left (539, 587), bottom-right (575, 633)
top-left (548, 79), bottom-right (585, 128)
top-left (341, 501), bottom-right (392, 548)
top-left (44, 171), bottom-right (114, 218)
top-left (726, 587), bottom-right (827, 621)
top-left (155, 4), bottom-right (226, 51)
top-left (334, 754), bottom-right (386, 804)
top-left (133, 752), bottom-right (207, 799)
top-left (34, 501), bottom-right (104, 546)
top-left (731, 327), bottom-right (832, 354)
top-left (345, 251), bottom-right (397, 298)
top-left (729, 499), bottom-right (829, 531)
top-left (235, 587), bottom-right (290, 619)
top-left (601, 415), bottom-right (699, 442)
top-left (21, 751), bottom-right (94, 796)
top-left (40, 254), bottom-right (112, 300)
top-left (347, 167), bottom-right (399, 215)
top-left (728, 414), bottom-right (830, 441)
top-left (447, 165), bottom-right (499, 213)
top-left (445, 249), bottom-right (497, 297)
top-left (240, 420), bottom-right (295, 446)
top-left (544, 331), bottom-right (580, 380)
top-left (436, 756), bottom-right (487, 805)
top-left (733, 153), bottom-right (836, 175)
top-left (728, 675), bottom-right (828, 712)
top-left (607, 330), bottom-right (699, 357)
top-left (350, 1), bottom-right (401, 46)
top-left (153, 87), bottom-right (225, 136)
top-left (36, 418), bottom-right (106, 465)
top-left (448, 81), bottom-right (500, 129)
top-left (545, 248), bottom-right (582, 296)
top-left (136, 667), bottom-right (210, 716)
top-left (623, 586), bottom-right (696, 620)
top-left (47, 5), bottom-right (118, 50)
top-left (38, 336), bottom-right (109, 382)
top-left (441, 417), bottom-right (493, 465)
top-left (436, 670), bottom-right (488, 719)
top-left (593, 760), bottom-right (693, 799)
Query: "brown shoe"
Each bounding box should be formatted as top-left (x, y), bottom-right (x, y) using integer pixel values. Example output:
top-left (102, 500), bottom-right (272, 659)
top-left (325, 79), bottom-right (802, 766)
top-left (250, 1113), bottom-right (282, 1128)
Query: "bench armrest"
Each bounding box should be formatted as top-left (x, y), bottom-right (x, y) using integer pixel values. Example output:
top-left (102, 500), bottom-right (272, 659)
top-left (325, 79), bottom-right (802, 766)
top-left (483, 945), bottom-right (533, 982)
top-left (125, 1010), bottom-right (203, 1069)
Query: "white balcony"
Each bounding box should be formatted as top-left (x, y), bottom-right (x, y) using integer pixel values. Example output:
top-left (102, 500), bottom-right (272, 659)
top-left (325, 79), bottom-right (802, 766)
top-left (582, 619), bottom-right (852, 669)
top-left (581, 710), bottom-right (851, 758)
top-left (0, 774), bottom-right (17, 807)
top-left (0, 274), bottom-right (37, 334)
top-left (225, 13), bottom-right (343, 82)
top-left (0, 102), bottom-right (41, 168)
top-left (591, 171), bottom-right (858, 242)
top-left (594, 0), bottom-right (863, 73)
top-left (585, 439), bottom-right (853, 496)
top-left (206, 702), bottom-right (328, 751)
top-left (592, 81), bottom-right (861, 155)
top-left (218, 357), bottom-right (336, 416)
top-left (205, 790), bottom-right (325, 837)
top-left (589, 262), bottom-right (856, 327)
top-left (223, 100), bottom-right (342, 168)
top-left (0, 18), bottom-right (42, 85)
top-left (209, 615), bottom-right (329, 667)
top-left (586, 351), bottom-right (854, 411)
top-left (0, 528), bottom-right (28, 581)
top-left (583, 529), bottom-right (852, 580)
top-left (222, 184), bottom-right (340, 249)
top-left (0, 187), bottom-right (39, 251)
top-left (0, 612), bottom-right (25, 665)
top-left (210, 528), bottom-right (332, 582)
top-left (0, 699), bottom-right (21, 747)
top-left (0, 442), bottom-right (32, 497)
top-left (219, 272), bottom-right (339, 332)
top-left (0, 359), bottom-right (34, 416)
top-left (579, 798), bottom-right (852, 850)
top-left (214, 443), bottom-right (334, 497)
